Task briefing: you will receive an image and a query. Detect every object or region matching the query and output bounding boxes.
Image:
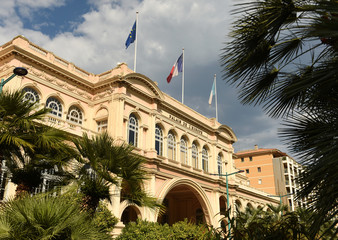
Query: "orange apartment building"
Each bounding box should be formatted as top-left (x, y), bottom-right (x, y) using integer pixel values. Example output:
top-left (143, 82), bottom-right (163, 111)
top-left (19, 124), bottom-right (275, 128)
top-left (234, 145), bottom-right (307, 211)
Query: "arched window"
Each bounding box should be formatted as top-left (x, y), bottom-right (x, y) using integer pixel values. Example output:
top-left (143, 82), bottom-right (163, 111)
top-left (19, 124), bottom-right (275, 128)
top-left (23, 87), bottom-right (39, 104)
top-left (128, 114), bottom-right (138, 147)
top-left (192, 143), bottom-right (198, 168)
top-left (180, 138), bottom-right (187, 165)
top-left (167, 131), bottom-right (176, 160)
top-left (155, 124), bottom-right (163, 156)
top-left (66, 106), bottom-right (83, 124)
top-left (202, 147), bottom-right (208, 172)
top-left (218, 154), bottom-right (222, 175)
top-left (46, 97), bottom-right (62, 117)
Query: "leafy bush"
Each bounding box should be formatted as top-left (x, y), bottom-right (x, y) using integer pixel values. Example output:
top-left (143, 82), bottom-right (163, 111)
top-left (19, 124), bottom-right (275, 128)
top-left (116, 220), bottom-right (171, 240)
top-left (92, 202), bottom-right (119, 232)
top-left (116, 219), bottom-right (219, 240)
top-left (171, 219), bottom-right (212, 239)
top-left (61, 187), bottom-right (118, 232)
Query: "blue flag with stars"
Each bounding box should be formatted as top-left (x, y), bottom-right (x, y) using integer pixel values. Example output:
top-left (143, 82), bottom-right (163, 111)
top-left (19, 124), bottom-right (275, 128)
top-left (125, 21), bottom-right (136, 49)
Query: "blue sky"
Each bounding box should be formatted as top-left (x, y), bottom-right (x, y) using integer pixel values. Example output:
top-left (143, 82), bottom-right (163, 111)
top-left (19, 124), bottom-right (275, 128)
top-left (0, 0), bottom-right (289, 155)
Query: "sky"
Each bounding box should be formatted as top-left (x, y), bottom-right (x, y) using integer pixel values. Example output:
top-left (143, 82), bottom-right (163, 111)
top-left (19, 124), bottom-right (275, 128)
top-left (0, 0), bottom-right (289, 155)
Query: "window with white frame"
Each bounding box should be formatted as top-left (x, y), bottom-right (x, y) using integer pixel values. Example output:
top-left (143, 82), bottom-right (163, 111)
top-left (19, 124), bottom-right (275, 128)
top-left (66, 106), bottom-right (83, 124)
top-left (23, 87), bottom-right (39, 104)
top-left (97, 120), bottom-right (108, 133)
top-left (167, 132), bottom-right (176, 160)
top-left (155, 124), bottom-right (163, 156)
top-left (217, 154), bottom-right (222, 174)
top-left (202, 147), bottom-right (208, 172)
top-left (192, 143), bottom-right (198, 168)
top-left (180, 138), bottom-right (187, 165)
top-left (46, 97), bottom-right (62, 117)
top-left (127, 114), bottom-right (138, 147)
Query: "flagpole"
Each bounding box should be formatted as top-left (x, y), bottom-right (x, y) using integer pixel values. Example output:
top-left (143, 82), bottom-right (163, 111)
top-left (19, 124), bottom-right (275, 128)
top-left (214, 74), bottom-right (218, 122)
top-left (182, 48), bottom-right (184, 104)
top-left (134, 11), bottom-right (139, 72)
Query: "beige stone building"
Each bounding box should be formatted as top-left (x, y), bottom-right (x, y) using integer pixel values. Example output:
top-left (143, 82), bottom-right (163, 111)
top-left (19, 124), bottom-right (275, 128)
top-left (234, 145), bottom-right (307, 211)
top-left (0, 36), bottom-right (278, 233)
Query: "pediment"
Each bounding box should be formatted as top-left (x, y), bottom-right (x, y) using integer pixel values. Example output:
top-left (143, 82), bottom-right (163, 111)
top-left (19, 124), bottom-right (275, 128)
top-left (217, 125), bottom-right (237, 143)
top-left (123, 73), bottom-right (164, 100)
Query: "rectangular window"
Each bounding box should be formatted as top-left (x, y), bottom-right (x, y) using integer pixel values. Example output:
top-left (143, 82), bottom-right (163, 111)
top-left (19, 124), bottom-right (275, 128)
top-left (246, 169), bottom-right (249, 174)
top-left (257, 167), bottom-right (261, 172)
top-left (155, 140), bottom-right (162, 155)
top-left (168, 147), bottom-right (174, 160)
top-left (241, 157), bottom-right (244, 162)
top-left (258, 179), bottom-right (262, 184)
top-left (249, 156), bottom-right (253, 161)
top-left (97, 120), bottom-right (108, 133)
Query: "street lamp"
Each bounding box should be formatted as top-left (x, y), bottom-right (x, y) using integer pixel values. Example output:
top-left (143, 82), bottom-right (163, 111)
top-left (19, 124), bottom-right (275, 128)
top-left (0, 67), bottom-right (28, 93)
top-left (267, 193), bottom-right (293, 215)
top-left (210, 170), bottom-right (244, 238)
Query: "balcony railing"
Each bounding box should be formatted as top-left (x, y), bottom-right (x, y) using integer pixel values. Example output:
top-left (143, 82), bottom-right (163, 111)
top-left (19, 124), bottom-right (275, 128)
top-left (46, 115), bottom-right (97, 137)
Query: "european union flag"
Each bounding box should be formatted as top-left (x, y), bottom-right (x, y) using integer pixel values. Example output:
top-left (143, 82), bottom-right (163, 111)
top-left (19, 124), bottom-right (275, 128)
top-left (125, 21), bottom-right (136, 49)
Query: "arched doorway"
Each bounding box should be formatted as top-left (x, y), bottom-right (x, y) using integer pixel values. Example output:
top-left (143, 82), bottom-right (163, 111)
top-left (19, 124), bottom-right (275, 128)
top-left (157, 184), bottom-right (209, 225)
top-left (121, 205), bottom-right (140, 225)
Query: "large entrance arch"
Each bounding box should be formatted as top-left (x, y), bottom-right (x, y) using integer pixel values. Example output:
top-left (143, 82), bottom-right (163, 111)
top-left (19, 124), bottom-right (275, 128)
top-left (156, 178), bottom-right (213, 225)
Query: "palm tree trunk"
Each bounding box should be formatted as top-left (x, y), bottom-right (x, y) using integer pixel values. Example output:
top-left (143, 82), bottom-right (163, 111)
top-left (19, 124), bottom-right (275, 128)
top-left (81, 195), bottom-right (100, 214)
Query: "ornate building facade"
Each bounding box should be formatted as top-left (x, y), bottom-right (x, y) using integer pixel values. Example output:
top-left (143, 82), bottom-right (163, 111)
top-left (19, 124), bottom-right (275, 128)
top-left (0, 36), bottom-right (278, 233)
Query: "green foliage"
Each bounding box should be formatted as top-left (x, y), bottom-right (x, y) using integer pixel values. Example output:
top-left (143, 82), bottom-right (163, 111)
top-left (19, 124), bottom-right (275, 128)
top-left (59, 187), bottom-right (118, 233)
top-left (0, 90), bottom-right (75, 195)
top-left (0, 194), bottom-right (111, 240)
top-left (116, 220), bottom-right (171, 240)
top-left (116, 219), bottom-right (219, 240)
top-left (73, 132), bottom-right (161, 211)
top-left (221, 0), bottom-right (338, 236)
top-left (92, 202), bottom-right (119, 232)
top-left (222, 205), bottom-right (337, 240)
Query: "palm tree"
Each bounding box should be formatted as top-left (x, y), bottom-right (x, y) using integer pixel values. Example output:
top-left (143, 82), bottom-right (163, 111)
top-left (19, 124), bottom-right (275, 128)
top-left (73, 132), bottom-right (160, 213)
top-left (221, 0), bottom-right (338, 236)
top-left (0, 90), bottom-right (74, 196)
top-left (0, 194), bottom-right (111, 240)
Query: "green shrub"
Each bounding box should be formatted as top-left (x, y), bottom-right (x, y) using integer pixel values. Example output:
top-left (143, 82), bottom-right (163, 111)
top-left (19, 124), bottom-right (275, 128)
top-left (171, 219), bottom-right (211, 239)
top-left (116, 219), bottom-right (219, 240)
top-left (92, 202), bottom-right (118, 232)
top-left (116, 220), bottom-right (171, 240)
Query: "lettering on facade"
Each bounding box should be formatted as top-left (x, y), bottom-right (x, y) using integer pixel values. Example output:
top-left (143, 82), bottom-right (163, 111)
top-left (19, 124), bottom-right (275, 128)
top-left (169, 114), bottom-right (203, 135)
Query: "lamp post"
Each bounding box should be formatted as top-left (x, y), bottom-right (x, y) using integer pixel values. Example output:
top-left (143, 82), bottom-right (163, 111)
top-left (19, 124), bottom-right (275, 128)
top-left (210, 170), bottom-right (244, 238)
top-left (0, 67), bottom-right (28, 93)
top-left (267, 193), bottom-right (293, 215)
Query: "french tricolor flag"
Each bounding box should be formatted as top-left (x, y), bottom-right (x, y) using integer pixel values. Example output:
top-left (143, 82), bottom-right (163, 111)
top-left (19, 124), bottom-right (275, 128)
top-left (167, 53), bottom-right (183, 83)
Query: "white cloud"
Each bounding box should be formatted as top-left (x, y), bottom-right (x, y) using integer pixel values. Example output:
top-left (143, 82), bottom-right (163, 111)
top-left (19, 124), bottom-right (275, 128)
top-left (16, 0), bottom-right (66, 8)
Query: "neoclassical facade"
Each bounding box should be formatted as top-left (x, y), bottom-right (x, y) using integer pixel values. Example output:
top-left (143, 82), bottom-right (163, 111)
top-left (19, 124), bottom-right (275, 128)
top-left (0, 36), bottom-right (278, 233)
